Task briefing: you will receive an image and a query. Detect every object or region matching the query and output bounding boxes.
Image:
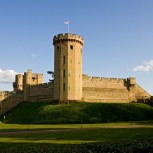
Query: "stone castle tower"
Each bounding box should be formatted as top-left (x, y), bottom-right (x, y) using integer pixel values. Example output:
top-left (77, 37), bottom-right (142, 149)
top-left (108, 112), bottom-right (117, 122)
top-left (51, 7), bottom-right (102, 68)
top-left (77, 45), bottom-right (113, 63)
top-left (13, 74), bottom-right (23, 92)
top-left (13, 69), bottom-right (44, 101)
top-left (53, 33), bottom-right (84, 102)
top-left (23, 69), bottom-right (43, 101)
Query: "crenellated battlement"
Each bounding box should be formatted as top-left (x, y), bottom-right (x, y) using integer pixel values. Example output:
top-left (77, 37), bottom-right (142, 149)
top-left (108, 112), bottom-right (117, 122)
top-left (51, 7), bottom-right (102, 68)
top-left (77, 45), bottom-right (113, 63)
top-left (127, 77), bottom-right (136, 85)
top-left (25, 69), bottom-right (43, 76)
top-left (30, 82), bottom-right (53, 89)
top-left (53, 33), bottom-right (84, 45)
top-left (16, 74), bottom-right (23, 77)
top-left (82, 74), bottom-right (127, 83)
top-left (0, 91), bottom-right (10, 95)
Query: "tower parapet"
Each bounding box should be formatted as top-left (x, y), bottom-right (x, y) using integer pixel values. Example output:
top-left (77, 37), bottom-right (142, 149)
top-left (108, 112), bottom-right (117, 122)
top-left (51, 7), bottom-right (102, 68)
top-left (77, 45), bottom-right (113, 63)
top-left (53, 33), bottom-right (84, 45)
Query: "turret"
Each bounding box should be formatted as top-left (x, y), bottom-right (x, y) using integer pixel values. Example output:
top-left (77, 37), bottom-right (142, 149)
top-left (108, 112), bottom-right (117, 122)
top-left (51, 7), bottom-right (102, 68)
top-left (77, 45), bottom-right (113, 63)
top-left (23, 69), bottom-right (43, 101)
top-left (13, 74), bottom-right (23, 92)
top-left (53, 33), bottom-right (84, 102)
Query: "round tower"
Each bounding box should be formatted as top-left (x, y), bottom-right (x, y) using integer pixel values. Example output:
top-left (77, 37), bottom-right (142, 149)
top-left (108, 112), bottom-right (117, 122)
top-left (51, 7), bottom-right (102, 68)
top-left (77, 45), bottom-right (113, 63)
top-left (15, 74), bottom-right (23, 91)
top-left (23, 69), bottom-right (32, 101)
top-left (53, 33), bottom-right (84, 102)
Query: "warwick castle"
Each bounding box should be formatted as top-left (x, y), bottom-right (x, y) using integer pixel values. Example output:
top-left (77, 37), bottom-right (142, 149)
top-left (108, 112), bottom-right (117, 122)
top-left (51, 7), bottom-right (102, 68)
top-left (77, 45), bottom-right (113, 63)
top-left (0, 33), bottom-right (152, 115)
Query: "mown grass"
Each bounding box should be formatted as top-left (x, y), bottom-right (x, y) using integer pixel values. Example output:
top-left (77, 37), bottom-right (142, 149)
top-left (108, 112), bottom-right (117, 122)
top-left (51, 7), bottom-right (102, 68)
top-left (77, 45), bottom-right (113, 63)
top-left (0, 126), bottom-right (153, 152)
top-left (1, 128), bottom-right (153, 143)
top-left (0, 121), bottom-right (153, 132)
top-left (1, 102), bottom-right (153, 124)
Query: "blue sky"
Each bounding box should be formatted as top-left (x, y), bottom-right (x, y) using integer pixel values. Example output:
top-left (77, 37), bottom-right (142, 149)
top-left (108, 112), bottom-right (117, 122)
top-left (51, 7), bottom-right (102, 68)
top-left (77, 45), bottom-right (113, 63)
top-left (0, 0), bottom-right (153, 94)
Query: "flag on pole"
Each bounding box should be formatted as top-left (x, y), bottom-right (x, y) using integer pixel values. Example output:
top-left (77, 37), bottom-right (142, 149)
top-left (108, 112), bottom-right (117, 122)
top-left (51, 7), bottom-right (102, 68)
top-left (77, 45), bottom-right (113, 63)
top-left (64, 21), bottom-right (69, 33)
top-left (64, 21), bottom-right (69, 24)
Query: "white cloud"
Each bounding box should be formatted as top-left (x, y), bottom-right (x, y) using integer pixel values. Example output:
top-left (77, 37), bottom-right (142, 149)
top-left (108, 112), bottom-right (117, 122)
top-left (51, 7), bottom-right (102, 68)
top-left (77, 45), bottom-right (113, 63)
top-left (0, 68), bottom-right (17, 83)
top-left (31, 53), bottom-right (36, 58)
top-left (132, 60), bottom-right (153, 72)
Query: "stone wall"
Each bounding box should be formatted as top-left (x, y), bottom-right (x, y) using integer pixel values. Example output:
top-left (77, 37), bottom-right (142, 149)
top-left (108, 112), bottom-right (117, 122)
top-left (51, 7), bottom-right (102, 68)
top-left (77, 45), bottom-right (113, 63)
top-left (0, 91), bottom-right (10, 101)
top-left (29, 82), bottom-right (54, 102)
top-left (82, 87), bottom-right (130, 102)
top-left (82, 75), bottom-right (127, 89)
top-left (0, 92), bottom-right (23, 115)
top-left (0, 81), bottom-right (53, 115)
top-left (0, 82), bottom-right (53, 115)
top-left (132, 84), bottom-right (151, 102)
top-left (82, 74), bottom-right (151, 103)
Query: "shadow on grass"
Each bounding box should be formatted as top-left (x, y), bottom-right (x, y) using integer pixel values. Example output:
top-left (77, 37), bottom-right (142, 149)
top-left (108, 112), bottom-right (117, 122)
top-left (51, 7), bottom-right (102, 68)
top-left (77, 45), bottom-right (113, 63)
top-left (1, 128), bottom-right (153, 141)
top-left (1, 128), bottom-right (153, 152)
top-left (1, 140), bottom-right (153, 153)
top-left (134, 120), bottom-right (153, 125)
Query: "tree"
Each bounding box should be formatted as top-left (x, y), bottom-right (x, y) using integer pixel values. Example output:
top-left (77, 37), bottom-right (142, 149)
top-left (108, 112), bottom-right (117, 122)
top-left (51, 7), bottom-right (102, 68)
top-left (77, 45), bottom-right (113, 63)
top-left (47, 71), bottom-right (54, 82)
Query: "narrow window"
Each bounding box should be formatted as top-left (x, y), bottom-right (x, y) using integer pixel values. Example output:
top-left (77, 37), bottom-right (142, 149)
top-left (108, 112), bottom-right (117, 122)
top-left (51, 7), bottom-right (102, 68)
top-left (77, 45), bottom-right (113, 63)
top-left (69, 86), bottom-right (70, 90)
top-left (63, 69), bottom-right (65, 78)
top-left (69, 73), bottom-right (70, 77)
top-left (63, 56), bottom-right (65, 64)
top-left (70, 45), bottom-right (73, 50)
top-left (57, 46), bottom-right (60, 50)
top-left (63, 83), bottom-right (65, 91)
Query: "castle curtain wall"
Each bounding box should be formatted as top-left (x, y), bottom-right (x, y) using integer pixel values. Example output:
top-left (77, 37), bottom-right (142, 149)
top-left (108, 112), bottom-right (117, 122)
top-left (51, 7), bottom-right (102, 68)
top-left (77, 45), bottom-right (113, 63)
top-left (82, 75), bottom-right (151, 103)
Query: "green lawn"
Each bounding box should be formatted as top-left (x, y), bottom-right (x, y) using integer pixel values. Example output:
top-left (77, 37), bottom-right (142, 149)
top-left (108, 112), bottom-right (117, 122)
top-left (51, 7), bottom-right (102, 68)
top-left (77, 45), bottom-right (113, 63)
top-left (0, 121), bottom-right (153, 132)
top-left (0, 122), bottom-right (153, 152)
top-left (1, 127), bottom-right (153, 143)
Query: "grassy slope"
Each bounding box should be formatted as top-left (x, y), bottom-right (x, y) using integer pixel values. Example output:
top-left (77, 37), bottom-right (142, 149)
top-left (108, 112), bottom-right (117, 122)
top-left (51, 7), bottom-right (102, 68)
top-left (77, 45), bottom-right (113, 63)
top-left (1, 102), bottom-right (153, 124)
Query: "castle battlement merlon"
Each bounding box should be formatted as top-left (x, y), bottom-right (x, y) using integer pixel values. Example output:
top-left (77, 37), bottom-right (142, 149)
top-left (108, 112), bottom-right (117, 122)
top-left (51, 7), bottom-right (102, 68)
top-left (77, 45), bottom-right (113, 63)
top-left (0, 91), bottom-right (10, 94)
top-left (16, 74), bottom-right (23, 77)
top-left (91, 77), bottom-right (101, 80)
top-left (127, 77), bottom-right (136, 85)
top-left (83, 74), bottom-right (136, 84)
top-left (27, 69), bottom-right (32, 73)
top-left (25, 69), bottom-right (43, 76)
top-left (30, 82), bottom-right (53, 89)
top-left (53, 33), bottom-right (84, 45)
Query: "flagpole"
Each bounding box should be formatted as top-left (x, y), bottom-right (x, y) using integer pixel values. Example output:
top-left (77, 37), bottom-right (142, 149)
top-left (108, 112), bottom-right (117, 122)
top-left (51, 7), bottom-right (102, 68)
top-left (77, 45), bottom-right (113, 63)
top-left (68, 21), bottom-right (69, 33)
top-left (64, 20), bottom-right (69, 33)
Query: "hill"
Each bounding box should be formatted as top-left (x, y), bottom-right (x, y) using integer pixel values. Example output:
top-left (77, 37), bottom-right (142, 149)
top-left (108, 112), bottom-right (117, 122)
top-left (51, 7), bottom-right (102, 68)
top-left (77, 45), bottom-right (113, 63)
top-left (1, 102), bottom-right (153, 124)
